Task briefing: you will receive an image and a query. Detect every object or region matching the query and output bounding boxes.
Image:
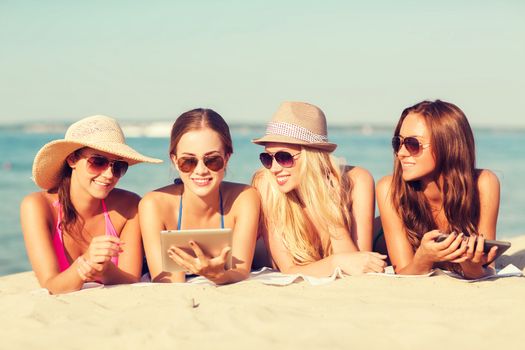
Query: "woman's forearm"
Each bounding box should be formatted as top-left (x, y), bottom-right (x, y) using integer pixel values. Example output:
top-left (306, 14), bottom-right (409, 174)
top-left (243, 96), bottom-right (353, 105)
top-left (206, 268), bottom-right (250, 285)
top-left (276, 255), bottom-right (338, 278)
top-left (460, 263), bottom-right (493, 280)
top-left (394, 250), bottom-right (435, 275)
top-left (42, 260), bottom-right (86, 294)
top-left (100, 263), bottom-right (141, 285)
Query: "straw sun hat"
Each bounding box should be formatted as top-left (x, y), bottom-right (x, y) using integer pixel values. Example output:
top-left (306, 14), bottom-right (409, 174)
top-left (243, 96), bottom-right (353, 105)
top-left (32, 115), bottom-right (162, 190)
top-left (252, 101), bottom-right (337, 152)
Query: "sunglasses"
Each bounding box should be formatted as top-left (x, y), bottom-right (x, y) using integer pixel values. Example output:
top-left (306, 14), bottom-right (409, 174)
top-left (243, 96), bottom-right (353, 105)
top-left (85, 155), bottom-right (129, 178)
top-left (392, 136), bottom-right (430, 156)
top-left (176, 155), bottom-right (225, 173)
top-left (259, 151), bottom-right (300, 169)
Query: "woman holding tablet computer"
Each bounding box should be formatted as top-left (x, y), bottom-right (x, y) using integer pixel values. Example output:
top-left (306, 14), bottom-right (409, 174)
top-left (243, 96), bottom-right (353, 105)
top-left (376, 100), bottom-right (501, 279)
top-left (252, 101), bottom-right (387, 277)
top-left (139, 108), bottom-right (260, 284)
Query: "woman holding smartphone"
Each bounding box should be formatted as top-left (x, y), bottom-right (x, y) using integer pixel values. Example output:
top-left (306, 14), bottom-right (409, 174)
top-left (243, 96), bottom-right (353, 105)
top-left (139, 108), bottom-right (260, 284)
top-left (376, 100), bottom-right (500, 279)
top-left (252, 101), bottom-right (386, 277)
top-left (21, 115), bottom-right (162, 294)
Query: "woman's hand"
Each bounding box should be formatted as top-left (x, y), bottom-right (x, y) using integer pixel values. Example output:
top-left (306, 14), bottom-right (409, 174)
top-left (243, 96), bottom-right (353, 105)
top-left (414, 230), bottom-right (469, 267)
top-left (76, 256), bottom-right (100, 282)
top-left (77, 235), bottom-right (122, 281)
top-left (333, 251), bottom-right (387, 275)
top-left (168, 241), bottom-right (231, 282)
top-left (459, 234), bottom-right (498, 279)
top-left (462, 234), bottom-right (498, 265)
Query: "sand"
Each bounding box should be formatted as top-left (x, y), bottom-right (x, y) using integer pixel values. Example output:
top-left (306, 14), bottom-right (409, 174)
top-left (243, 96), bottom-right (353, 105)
top-left (1, 235), bottom-right (524, 350)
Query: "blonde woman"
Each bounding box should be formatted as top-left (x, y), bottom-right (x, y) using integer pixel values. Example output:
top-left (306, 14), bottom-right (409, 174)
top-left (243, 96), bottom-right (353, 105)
top-left (252, 101), bottom-right (386, 277)
top-left (21, 115), bottom-right (162, 294)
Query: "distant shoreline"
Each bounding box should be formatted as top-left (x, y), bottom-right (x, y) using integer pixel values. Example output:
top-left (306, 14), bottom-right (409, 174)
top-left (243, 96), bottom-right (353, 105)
top-left (1, 121), bottom-right (524, 135)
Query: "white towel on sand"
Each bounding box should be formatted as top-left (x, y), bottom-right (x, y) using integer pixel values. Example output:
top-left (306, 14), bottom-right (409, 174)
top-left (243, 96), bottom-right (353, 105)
top-left (185, 264), bottom-right (522, 286)
top-left (33, 264), bottom-right (521, 293)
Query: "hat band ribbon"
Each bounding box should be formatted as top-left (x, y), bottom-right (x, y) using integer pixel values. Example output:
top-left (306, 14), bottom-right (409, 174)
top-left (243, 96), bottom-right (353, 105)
top-left (265, 121), bottom-right (328, 144)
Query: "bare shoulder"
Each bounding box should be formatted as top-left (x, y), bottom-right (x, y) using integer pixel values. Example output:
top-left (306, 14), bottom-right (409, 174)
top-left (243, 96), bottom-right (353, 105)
top-left (222, 181), bottom-right (259, 201)
top-left (376, 175), bottom-right (394, 198)
top-left (251, 169), bottom-right (265, 188)
top-left (377, 174), bottom-right (393, 188)
top-left (109, 188), bottom-right (141, 207)
top-left (20, 191), bottom-right (54, 212)
top-left (20, 191), bottom-right (56, 230)
top-left (476, 169), bottom-right (500, 190)
top-left (143, 183), bottom-right (181, 198)
top-left (111, 188), bottom-right (141, 202)
top-left (476, 169), bottom-right (500, 202)
top-left (140, 184), bottom-right (181, 209)
top-left (106, 188), bottom-right (142, 218)
top-left (344, 165), bottom-right (374, 186)
top-left (221, 182), bottom-right (260, 211)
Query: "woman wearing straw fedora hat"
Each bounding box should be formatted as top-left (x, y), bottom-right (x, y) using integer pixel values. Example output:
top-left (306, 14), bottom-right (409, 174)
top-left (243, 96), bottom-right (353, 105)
top-left (20, 115), bottom-right (162, 294)
top-left (139, 108), bottom-right (260, 284)
top-left (252, 101), bottom-right (387, 277)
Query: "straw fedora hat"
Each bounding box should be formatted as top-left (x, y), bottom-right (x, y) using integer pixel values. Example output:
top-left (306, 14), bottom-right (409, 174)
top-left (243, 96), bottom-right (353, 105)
top-left (32, 115), bottom-right (163, 190)
top-left (252, 101), bottom-right (337, 152)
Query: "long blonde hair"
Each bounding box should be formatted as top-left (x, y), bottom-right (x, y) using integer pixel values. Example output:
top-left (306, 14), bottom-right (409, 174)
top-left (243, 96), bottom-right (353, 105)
top-left (253, 147), bottom-right (352, 265)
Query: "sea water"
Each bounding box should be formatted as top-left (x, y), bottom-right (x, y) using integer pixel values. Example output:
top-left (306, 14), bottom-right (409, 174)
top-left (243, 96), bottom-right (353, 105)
top-left (1, 125), bottom-right (524, 276)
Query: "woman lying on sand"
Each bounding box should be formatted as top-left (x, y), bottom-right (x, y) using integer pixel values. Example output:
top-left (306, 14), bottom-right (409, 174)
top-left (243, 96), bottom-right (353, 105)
top-left (139, 108), bottom-right (260, 284)
top-left (21, 115), bottom-right (161, 294)
top-left (252, 101), bottom-right (387, 277)
top-left (376, 100), bottom-right (500, 279)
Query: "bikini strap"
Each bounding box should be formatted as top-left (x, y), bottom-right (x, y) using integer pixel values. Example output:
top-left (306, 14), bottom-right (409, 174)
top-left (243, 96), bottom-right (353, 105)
top-left (101, 199), bottom-right (110, 219)
top-left (177, 195), bottom-right (183, 231)
top-left (219, 189), bottom-right (224, 229)
top-left (177, 189), bottom-right (224, 230)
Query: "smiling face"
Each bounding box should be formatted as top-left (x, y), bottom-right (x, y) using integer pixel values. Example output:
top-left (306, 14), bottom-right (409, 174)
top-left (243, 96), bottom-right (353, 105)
top-left (68, 148), bottom-right (123, 199)
top-left (172, 128), bottom-right (228, 197)
top-left (262, 142), bottom-right (302, 194)
top-left (397, 112), bottom-right (436, 182)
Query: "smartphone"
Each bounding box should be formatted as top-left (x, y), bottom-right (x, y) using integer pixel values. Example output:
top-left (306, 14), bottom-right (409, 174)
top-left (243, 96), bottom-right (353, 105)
top-left (434, 233), bottom-right (511, 258)
top-left (483, 239), bottom-right (511, 257)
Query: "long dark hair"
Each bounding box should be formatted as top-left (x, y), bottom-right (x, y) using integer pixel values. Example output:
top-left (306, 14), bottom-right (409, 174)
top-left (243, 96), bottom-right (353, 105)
top-left (55, 149), bottom-right (86, 242)
top-left (391, 100), bottom-right (480, 251)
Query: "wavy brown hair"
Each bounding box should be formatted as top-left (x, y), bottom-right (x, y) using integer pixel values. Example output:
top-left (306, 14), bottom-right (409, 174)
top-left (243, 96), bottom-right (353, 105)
top-left (390, 100), bottom-right (480, 252)
top-left (54, 149), bottom-right (86, 242)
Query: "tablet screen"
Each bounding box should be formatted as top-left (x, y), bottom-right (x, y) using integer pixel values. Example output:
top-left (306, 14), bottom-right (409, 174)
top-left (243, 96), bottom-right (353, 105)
top-left (160, 228), bottom-right (233, 272)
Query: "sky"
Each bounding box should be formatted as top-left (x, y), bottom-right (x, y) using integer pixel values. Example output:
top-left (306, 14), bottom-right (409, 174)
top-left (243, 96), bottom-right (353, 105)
top-left (1, 0), bottom-right (524, 127)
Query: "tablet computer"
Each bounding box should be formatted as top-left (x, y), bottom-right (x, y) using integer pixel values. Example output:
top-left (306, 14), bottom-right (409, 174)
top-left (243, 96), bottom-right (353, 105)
top-left (160, 228), bottom-right (233, 272)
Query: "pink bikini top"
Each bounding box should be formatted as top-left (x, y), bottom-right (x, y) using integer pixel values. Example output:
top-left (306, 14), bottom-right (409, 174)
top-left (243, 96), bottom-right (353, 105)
top-left (53, 199), bottom-right (119, 271)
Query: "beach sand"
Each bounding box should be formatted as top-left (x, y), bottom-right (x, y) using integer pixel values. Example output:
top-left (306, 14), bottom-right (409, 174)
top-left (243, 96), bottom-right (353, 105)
top-left (1, 236), bottom-right (524, 350)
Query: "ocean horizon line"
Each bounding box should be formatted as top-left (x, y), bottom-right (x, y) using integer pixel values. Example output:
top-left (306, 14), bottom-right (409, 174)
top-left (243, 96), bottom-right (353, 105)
top-left (1, 120), bottom-right (524, 137)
